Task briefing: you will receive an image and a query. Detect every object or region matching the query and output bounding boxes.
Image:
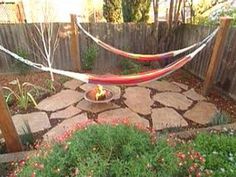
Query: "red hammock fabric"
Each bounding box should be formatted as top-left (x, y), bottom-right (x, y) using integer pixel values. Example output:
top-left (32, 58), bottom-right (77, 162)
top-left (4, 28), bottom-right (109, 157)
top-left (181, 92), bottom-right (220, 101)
top-left (77, 23), bottom-right (199, 61)
top-left (88, 56), bottom-right (191, 85)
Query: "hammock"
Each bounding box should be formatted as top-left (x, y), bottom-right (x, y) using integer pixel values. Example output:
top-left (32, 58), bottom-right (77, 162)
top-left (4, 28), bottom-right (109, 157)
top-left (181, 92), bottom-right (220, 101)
top-left (77, 22), bottom-right (216, 62)
top-left (0, 28), bottom-right (216, 85)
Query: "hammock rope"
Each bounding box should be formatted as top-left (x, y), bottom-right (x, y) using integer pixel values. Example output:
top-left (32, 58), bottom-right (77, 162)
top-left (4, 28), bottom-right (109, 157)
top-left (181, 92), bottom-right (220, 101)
top-left (77, 21), bottom-right (217, 62)
top-left (0, 27), bottom-right (217, 85)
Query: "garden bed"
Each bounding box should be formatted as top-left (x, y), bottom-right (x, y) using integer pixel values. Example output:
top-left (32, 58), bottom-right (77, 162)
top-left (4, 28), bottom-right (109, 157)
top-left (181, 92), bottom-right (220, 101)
top-left (9, 123), bottom-right (236, 177)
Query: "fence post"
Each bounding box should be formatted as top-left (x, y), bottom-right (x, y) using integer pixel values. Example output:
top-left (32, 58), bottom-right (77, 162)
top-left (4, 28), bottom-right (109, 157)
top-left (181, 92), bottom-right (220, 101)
top-left (70, 14), bottom-right (81, 71)
top-left (0, 86), bottom-right (22, 152)
top-left (16, 1), bottom-right (26, 23)
top-left (202, 17), bottom-right (232, 96)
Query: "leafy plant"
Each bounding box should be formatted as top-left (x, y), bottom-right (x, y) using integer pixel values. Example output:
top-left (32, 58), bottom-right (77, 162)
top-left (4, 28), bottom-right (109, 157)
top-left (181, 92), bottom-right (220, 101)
top-left (3, 79), bottom-right (38, 110)
top-left (191, 133), bottom-right (236, 177)
top-left (82, 45), bottom-right (98, 70)
top-left (12, 49), bottom-right (31, 75)
top-left (20, 121), bottom-right (34, 148)
top-left (120, 59), bottom-right (142, 75)
top-left (122, 0), bottom-right (151, 22)
top-left (45, 79), bottom-right (56, 93)
top-left (2, 89), bottom-right (14, 106)
top-left (17, 124), bottom-right (178, 177)
top-left (210, 111), bottom-right (231, 126)
top-left (103, 0), bottom-right (122, 22)
top-left (15, 125), bottom-right (236, 177)
top-left (58, 76), bottom-right (71, 84)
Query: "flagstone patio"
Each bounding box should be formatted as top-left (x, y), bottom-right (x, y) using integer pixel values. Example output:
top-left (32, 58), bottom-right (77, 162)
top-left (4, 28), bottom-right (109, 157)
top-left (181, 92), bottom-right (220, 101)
top-left (9, 79), bottom-right (219, 142)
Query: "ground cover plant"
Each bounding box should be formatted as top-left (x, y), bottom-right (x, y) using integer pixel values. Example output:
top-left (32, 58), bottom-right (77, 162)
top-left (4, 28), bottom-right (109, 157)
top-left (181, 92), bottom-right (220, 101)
top-left (14, 123), bottom-right (236, 177)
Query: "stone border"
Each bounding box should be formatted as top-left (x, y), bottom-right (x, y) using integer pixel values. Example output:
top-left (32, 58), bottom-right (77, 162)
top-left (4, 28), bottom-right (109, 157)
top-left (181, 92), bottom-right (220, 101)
top-left (173, 123), bottom-right (236, 140)
top-left (0, 150), bottom-right (36, 163)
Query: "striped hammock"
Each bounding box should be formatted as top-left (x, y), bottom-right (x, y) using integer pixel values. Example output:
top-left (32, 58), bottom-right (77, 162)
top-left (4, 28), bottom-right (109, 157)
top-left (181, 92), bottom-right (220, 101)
top-left (77, 23), bottom-right (215, 62)
top-left (0, 28), bottom-right (217, 85)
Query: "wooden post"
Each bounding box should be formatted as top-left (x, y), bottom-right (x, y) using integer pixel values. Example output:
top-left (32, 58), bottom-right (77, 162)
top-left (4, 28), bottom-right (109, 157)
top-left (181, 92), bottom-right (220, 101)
top-left (202, 17), bottom-right (232, 96)
top-left (70, 14), bottom-right (81, 71)
top-left (16, 1), bottom-right (26, 23)
top-left (0, 86), bottom-right (22, 152)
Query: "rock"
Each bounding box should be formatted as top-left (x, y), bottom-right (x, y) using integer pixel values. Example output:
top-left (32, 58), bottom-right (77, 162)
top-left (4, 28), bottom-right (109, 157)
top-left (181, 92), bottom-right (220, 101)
top-left (152, 108), bottom-right (188, 130)
top-left (80, 84), bottom-right (121, 100)
top-left (124, 87), bottom-right (153, 115)
top-left (153, 92), bottom-right (193, 111)
top-left (80, 83), bottom-right (96, 91)
top-left (36, 90), bottom-right (83, 112)
top-left (172, 81), bottom-right (189, 90)
top-left (183, 88), bottom-right (206, 101)
top-left (76, 99), bottom-right (119, 113)
top-left (63, 79), bottom-right (84, 90)
top-left (184, 101), bottom-right (218, 125)
top-left (43, 113), bottom-right (91, 142)
top-left (50, 106), bottom-right (81, 119)
top-left (98, 108), bottom-right (149, 128)
top-left (12, 112), bottom-right (51, 135)
top-left (139, 80), bottom-right (181, 92)
top-left (0, 151), bottom-right (36, 163)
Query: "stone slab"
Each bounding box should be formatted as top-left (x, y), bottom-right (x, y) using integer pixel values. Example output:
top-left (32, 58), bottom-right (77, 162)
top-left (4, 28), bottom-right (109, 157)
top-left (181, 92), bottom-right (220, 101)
top-left (63, 79), bottom-right (84, 90)
top-left (36, 90), bottom-right (83, 112)
top-left (98, 108), bottom-right (150, 128)
top-left (184, 101), bottom-right (218, 125)
top-left (0, 151), bottom-right (36, 163)
top-left (139, 80), bottom-right (181, 92)
top-left (12, 112), bottom-right (51, 135)
top-left (43, 113), bottom-right (90, 142)
top-left (152, 108), bottom-right (188, 130)
top-left (50, 106), bottom-right (82, 119)
top-left (76, 99), bottom-right (119, 113)
top-left (80, 83), bottom-right (96, 91)
top-left (80, 83), bottom-right (121, 100)
top-left (153, 92), bottom-right (193, 111)
top-left (183, 88), bottom-right (206, 101)
top-left (124, 87), bottom-right (153, 115)
top-left (172, 81), bottom-right (189, 90)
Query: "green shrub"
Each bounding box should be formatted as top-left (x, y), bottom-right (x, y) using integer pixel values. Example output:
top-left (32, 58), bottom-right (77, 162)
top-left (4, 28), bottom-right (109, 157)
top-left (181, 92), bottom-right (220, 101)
top-left (210, 111), bottom-right (231, 126)
top-left (120, 59), bottom-right (142, 75)
top-left (192, 133), bottom-right (236, 177)
top-left (103, 0), bottom-right (122, 23)
top-left (12, 49), bottom-right (31, 75)
top-left (15, 125), bottom-right (236, 177)
top-left (18, 125), bottom-right (178, 177)
top-left (122, 0), bottom-right (151, 22)
top-left (3, 79), bottom-right (39, 110)
top-left (82, 45), bottom-right (98, 70)
top-left (45, 79), bottom-right (56, 93)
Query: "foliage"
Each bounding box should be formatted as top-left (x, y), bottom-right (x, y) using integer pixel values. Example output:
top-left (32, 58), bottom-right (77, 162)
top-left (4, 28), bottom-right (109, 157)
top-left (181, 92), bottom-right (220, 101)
top-left (122, 0), bottom-right (151, 22)
top-left (82, 45), bottom-right (98, 70)
top-left (58, 76), bottom-right (71, 84)
top-left (3, 79), bottom-right (38, 110)
top-left (3, 89), bottom-right (14, 106)
top-left (15, 125), bottom-right (236, 177)
top-left (17, 124), bottom-right (178, 177)
top-left (12, 49), bottom-right (31, 75)
top-left (103, 0), bottom-right (122, 22)
top-left (120, 59), bottom-right (142, 75)
top-left (210, 111), bottom-right (231, 126)
top-left (192, 132), bottom-right (236, 177)
top-left (45, 79), bottom-right (56, 93)
top-left (20, 121), bottom-right (34, 148)
top-left (193, 0), bottom-right (236, 26)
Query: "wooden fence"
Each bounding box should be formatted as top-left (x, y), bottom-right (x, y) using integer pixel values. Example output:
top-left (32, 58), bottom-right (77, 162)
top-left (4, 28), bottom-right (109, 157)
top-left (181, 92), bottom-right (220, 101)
top-left (0, 23), bottom-right (235, 100)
